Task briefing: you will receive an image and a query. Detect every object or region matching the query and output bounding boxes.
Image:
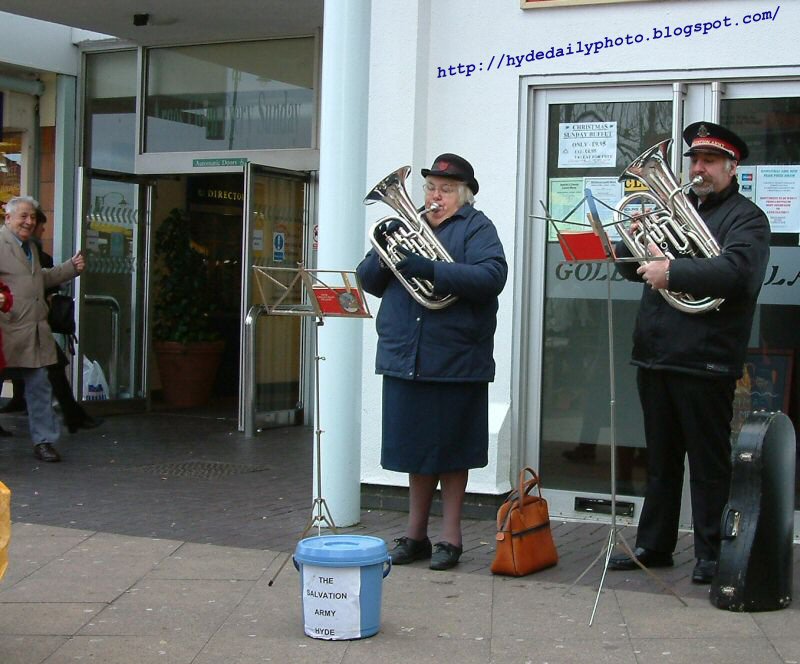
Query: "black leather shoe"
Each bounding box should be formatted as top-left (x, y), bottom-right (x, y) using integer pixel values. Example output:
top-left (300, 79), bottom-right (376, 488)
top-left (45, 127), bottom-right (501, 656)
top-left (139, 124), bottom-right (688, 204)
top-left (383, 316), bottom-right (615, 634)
top-left (429, 541), bottom-right (463, 571)
top-left (389, 536), bottom-right (432, 565)
top-left (0, 425), bottom-right (12, 437)
top-left (33, 443), bottom-right (61, 463)
top-left (608, 547), bottom-right (673, 571)
top-left (692, 558), bottom-right (716, 584)
top-left (67, 416), bottom-right (104, 434)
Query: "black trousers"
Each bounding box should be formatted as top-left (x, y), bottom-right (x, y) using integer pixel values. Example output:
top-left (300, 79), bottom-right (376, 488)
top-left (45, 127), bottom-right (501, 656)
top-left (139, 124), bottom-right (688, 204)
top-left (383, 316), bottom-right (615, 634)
top-left (635, 368), bottom-right (735, 561)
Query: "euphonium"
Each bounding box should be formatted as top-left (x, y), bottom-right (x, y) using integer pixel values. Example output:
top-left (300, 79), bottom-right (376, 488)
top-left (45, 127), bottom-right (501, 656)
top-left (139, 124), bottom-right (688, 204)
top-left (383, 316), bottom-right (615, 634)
top-left (364, 165), bottom-right (458, 310)
top-left (613, 139), bottom-right (724, 314)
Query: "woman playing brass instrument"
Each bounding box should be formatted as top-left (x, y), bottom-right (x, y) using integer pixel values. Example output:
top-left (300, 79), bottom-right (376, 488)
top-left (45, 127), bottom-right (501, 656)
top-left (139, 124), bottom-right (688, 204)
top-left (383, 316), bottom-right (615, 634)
top-left (357, 153), bottom-right (507, 571)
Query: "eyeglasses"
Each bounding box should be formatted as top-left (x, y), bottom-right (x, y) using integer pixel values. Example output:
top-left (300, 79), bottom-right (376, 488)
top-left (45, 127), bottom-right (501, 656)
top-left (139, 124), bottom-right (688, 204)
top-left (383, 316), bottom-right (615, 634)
top-left (422, 183), bottom-right (459, 195)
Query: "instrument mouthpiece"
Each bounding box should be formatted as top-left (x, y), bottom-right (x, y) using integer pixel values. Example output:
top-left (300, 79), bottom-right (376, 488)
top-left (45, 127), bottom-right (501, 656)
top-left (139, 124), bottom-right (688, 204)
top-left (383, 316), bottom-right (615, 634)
top-left (681, 175), bottom-right (704, 193)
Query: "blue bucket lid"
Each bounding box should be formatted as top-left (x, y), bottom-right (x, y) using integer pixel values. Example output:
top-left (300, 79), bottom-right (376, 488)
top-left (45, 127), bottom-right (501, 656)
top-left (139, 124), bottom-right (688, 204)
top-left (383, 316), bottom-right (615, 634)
top-left (294, 535), bottom-right (388, 567)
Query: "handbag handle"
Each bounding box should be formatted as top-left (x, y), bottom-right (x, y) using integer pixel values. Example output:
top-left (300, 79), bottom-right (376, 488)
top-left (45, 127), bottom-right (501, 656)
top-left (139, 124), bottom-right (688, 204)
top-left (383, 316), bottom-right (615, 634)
top-left (496, 466), bottom-right (545, 532)
top-left (517, 466), bottom-right (543, 502)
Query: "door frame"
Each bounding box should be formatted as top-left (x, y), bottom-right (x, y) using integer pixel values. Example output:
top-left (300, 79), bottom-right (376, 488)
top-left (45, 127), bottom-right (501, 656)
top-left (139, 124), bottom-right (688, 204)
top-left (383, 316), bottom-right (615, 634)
top-left (521, 70), bottom-right (800, 530)
top-left (240, 161), bottom-right (315, 432)
top-left (76, 166), bottom-right (155, 412)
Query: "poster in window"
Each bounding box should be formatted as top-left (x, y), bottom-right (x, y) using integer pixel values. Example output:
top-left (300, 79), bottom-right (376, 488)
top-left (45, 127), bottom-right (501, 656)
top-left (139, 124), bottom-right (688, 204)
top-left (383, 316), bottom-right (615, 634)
top-left (732, 349), bottom-right (794, 437)
top-left (558, 122), bottom-right (617, 169)
top-left (755, 166), bottom-right (800, 233)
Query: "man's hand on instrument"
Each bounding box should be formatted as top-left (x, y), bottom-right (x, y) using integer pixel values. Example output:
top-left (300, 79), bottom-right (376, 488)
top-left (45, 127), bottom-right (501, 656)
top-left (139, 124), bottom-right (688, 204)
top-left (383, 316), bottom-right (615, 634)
top-left (395, 245), bottom-right (435, 281)
top-left (636, 242), bottom-right (670, 290)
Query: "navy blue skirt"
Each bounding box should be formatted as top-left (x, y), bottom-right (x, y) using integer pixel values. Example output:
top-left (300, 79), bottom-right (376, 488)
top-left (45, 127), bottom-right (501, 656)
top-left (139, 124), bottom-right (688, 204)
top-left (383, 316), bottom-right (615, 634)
top-left (381, 376), bottom-right (489, 474)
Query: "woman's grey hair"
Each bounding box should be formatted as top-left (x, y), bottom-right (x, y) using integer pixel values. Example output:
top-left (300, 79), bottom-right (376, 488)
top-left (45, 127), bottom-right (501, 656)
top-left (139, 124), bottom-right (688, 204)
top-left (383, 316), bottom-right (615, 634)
top-left (456, 183), bottom-right (475, 207)
top-left (4, 196), bottom-right (40, 215)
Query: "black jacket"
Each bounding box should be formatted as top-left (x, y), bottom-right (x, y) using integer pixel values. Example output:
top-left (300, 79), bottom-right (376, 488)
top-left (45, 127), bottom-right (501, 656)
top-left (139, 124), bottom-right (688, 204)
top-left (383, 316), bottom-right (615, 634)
top-left (616, 180), bottom-right (770, 378)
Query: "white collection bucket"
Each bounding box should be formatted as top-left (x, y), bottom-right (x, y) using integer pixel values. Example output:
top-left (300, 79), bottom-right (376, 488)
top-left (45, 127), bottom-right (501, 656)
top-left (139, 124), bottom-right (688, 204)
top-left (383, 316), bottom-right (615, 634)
top-left (293, 535), bottom-right (391, 640)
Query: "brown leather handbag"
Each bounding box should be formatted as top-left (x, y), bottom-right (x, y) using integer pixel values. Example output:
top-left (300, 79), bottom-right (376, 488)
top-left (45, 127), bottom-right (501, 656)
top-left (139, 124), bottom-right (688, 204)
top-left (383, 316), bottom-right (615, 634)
top-left (490, 467), bottom-right (558, 576)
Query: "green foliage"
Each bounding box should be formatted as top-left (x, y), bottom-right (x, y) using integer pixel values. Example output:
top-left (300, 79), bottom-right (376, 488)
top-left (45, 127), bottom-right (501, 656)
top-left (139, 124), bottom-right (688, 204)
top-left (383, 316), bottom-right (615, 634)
top-left (152, 208), bottom-right (220, 344)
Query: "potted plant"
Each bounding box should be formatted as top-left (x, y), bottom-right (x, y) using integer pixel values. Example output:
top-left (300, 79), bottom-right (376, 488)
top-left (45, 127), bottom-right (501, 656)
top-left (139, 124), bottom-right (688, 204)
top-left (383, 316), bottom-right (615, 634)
top-left (152, 208), bottom-right (224, 408)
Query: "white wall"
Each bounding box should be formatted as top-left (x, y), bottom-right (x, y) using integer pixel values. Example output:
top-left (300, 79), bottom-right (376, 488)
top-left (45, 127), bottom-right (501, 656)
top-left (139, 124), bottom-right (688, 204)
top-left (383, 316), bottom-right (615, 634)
top-left (0, 13), bottom-right (79, 75)
top-left (359, 0), bottom-right (799, 494)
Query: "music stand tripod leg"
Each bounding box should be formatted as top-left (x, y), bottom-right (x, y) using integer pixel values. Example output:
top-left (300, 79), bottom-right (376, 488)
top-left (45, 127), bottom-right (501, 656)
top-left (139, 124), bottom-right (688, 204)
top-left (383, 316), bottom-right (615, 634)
top-left (564, 263), bottom-right (685, 623)
top-left (268, 318), bottom-right (339, 587)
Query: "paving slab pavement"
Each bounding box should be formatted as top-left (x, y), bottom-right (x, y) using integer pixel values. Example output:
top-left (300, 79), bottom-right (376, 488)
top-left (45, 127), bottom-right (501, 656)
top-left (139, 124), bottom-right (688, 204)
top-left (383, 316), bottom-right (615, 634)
top-left (2, 524), bottom-right (797, 663)
top-left (0, 411), bottom-right (797, 663)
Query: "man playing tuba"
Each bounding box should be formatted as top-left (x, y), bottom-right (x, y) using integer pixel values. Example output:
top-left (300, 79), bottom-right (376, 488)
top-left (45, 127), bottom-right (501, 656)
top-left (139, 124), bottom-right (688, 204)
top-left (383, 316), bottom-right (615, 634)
top-left (608, 122), bottom-right (771, 584)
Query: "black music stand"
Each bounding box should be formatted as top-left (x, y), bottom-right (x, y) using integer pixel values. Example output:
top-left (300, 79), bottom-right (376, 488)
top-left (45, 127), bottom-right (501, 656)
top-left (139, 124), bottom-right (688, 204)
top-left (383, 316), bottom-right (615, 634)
top-left (250, 263), bottom-right (371, 586)
top-left (533, 189), bottom-right (685, 625)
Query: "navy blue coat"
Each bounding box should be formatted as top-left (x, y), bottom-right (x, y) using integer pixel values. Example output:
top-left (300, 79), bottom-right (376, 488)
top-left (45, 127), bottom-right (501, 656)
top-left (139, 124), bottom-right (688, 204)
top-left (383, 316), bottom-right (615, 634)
top-left (357, 204), bottom-right (507, 382)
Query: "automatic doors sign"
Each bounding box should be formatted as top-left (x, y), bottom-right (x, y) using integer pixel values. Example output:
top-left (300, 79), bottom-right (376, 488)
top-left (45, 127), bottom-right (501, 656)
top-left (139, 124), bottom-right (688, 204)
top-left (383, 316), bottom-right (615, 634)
top-left (273, 232), bottom-right (285, 262)
top-left (558, 122), bottom-right (617, 168)
top-left (302, 564), bottom-right (361, 639)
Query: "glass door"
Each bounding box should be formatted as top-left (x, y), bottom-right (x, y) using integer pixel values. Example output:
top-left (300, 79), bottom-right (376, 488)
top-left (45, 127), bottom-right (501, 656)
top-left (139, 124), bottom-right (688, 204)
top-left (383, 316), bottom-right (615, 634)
top-left (715, 82), bottom-right (800, 526)
top-left (76, 169), bottom-right (150, 407)
top-left (526, 85), bottom-right (678, 521)
top-left (527, 78), bottom-right (800, 527)
top-left (240, 163), bottom-right (310, 430)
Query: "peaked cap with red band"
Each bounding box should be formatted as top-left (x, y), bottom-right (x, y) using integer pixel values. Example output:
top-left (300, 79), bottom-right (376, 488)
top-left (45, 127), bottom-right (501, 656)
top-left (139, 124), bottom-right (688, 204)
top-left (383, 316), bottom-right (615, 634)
top-left (682, 121), bottom-right (749, 162)
top-left (421, 153), bottom-right (479, 194)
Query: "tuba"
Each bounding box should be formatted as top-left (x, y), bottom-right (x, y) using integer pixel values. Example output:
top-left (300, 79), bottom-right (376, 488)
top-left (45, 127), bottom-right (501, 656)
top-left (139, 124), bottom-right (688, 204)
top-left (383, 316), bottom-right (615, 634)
top-left (364, 166), bottom-right (457, 310)
top-left (613, 139), bottom-right (724, 314)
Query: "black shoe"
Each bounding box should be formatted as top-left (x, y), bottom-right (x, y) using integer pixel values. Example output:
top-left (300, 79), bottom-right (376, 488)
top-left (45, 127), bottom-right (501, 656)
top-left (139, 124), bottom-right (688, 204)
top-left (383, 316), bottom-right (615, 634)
top-left (692, 558), bottom-right (716, 584)
top-left (0, 399), bottom-right (26, 414)
top-left (608, 547), bottom-right (673, 571)
top-left (389, 536), bottom-right (432, 565)
top-left (0, 425), bottom-right (12, 438)
top-left (429, 541), bottom-right (463, 571)
top-left (33, 443), bottom-right (61, 463)
top-left (67, 415), bottom-right (104, 434)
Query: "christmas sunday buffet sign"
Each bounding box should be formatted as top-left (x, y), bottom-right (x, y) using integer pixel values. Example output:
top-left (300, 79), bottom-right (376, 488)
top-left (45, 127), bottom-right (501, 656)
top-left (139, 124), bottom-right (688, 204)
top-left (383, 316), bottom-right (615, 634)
top-left (558, 122), bottom-right (617, 168)
top-left (521, 0), bottom-right (658, 8)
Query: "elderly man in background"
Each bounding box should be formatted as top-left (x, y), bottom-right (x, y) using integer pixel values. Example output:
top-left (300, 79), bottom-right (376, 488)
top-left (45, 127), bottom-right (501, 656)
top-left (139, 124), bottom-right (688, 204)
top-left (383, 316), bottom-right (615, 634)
top-left (0, 196), bottom-right (85, 462)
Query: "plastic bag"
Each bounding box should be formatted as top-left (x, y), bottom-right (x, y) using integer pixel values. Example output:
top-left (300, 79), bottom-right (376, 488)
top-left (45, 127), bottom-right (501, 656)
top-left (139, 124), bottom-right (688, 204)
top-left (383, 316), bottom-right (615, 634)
top-left (82, 357), bottom-right (109, 401)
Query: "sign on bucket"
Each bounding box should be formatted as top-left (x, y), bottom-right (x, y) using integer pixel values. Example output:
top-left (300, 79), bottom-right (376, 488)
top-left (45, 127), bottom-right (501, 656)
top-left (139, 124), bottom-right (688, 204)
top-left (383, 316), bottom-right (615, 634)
top-left (293, 535), bottom-right (391, 640)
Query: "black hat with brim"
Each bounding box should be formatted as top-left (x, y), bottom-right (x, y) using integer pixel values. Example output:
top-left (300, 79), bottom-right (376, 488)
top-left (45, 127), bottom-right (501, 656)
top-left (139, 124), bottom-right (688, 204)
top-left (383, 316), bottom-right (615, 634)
top-left (682, 121), bottom-right (749, 161)
top-left (421, 153), bottom-right (479, 194)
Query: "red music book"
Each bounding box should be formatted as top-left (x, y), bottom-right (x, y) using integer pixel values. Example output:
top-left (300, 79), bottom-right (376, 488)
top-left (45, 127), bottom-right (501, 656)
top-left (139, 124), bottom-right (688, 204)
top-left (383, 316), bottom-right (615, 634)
top-left (557, 230), bottom-right (611, 262)
top-left (311, 286), bottom-right (367, 317)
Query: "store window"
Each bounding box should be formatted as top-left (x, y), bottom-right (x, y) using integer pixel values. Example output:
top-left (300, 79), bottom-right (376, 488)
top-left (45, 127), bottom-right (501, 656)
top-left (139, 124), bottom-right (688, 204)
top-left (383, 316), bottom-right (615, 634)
top-left (84, 50), bottom-right (138, 172)
top-left (722, 97), bottom-right (800, 504)
top-left (532, 84), bottom-right (800, 517)
top-left (0, 130), bottom-right (22, 203)
top-left (540, 99), bottom-right (672, 497)
top-left (144, 38), bottom-right (314, 153)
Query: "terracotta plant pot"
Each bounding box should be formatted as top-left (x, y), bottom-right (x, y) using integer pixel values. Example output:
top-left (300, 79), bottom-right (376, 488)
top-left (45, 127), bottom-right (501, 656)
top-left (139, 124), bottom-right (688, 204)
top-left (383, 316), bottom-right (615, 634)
top-left (153, 340), bottom-right (225, 408)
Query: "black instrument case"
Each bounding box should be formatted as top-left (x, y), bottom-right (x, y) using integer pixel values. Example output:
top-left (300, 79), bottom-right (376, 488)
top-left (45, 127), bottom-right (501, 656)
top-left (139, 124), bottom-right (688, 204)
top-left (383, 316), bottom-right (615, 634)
top-left (711, 411), bottom-right (796, 611)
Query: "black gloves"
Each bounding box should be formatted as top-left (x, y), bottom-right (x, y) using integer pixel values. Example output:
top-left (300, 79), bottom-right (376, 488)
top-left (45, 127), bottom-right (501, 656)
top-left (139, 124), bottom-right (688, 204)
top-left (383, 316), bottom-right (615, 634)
top-left (395, 245), bottom-right (436, 282)
top-left (375, 219), bottom-right (403, 251)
